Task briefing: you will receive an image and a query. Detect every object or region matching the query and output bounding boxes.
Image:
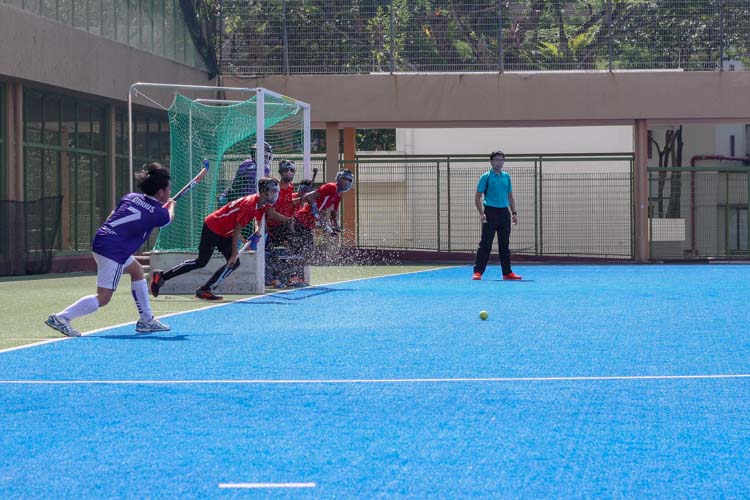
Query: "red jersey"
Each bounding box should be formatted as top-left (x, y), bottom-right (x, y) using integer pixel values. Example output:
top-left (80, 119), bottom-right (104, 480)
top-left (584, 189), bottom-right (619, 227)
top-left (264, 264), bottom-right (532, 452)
top-left (314, 183), bottom-right (342, 211)
top-left (205, 194), bottom-right (270, 237)
top-left (296, 182), bottom-right (341, 229)
top-left (294, 203), bottom-right (316, 229)
top-left (266, 183), bottom-right (294, 230)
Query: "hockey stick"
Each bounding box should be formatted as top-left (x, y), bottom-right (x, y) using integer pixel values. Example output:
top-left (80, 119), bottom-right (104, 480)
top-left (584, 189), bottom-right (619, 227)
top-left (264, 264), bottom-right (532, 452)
top-left (210, 217), bottom-right (265, 290)
top-left (311, 167), bottom-right (318, 183)
top-left (172, 159), bottom-right (210, 201)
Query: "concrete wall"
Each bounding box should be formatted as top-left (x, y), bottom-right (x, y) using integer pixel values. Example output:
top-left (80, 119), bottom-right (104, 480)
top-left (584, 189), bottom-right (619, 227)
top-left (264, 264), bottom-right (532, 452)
top-left (228, 71), bottom-right (750, 128)
top-left (0, 4), bottom-right (210, 100)
top-left (398, 126), bottom-right (634, 157)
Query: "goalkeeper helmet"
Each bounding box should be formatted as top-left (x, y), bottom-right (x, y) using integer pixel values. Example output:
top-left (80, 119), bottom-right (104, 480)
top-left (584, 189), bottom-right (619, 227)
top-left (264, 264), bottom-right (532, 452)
top-left (336, 169), bottom-right (354, 193)
top-left (252, 142), bottom-right (274, 173)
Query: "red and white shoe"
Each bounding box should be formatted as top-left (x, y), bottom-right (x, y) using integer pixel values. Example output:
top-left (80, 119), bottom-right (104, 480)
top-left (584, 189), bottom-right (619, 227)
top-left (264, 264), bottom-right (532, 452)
top-left (472, 272), bottom-right (482, 281)
top-left (503, 272), bottom-right (523, 280)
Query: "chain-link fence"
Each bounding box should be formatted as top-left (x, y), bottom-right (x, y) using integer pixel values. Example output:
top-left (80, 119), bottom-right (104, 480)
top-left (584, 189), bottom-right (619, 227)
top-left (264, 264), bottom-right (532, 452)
top-left (219, 0), bottom-right (750, 75)
top-left (649, 166), bottom-right (750, 259)
top-left (351, 154), bottom-right (634, 259)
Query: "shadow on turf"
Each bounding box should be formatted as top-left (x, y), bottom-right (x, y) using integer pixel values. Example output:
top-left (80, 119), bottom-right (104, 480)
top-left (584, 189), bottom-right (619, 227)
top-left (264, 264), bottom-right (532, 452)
top-left (485, 279), bottom-right (536, 282)
top-left (230, 286), bottom-right (354, 305)
top-left (95, 334), bottom-right (190, 341)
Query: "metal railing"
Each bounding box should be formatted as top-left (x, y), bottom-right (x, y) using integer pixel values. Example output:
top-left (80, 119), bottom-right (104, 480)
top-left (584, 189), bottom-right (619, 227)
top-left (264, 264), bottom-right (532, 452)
top-left (649, 166), bottom-right (750, 260)
top-left (219, 0), bottom-right (750, 75)
top-left (348, 153), bottom-right (635, 259)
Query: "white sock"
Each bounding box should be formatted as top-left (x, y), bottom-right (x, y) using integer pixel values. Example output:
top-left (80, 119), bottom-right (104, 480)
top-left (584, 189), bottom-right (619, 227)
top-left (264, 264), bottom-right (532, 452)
top-left (58, 295), bottom-right (99, 322)
top-left (131, 279), bottom-right (153, 322)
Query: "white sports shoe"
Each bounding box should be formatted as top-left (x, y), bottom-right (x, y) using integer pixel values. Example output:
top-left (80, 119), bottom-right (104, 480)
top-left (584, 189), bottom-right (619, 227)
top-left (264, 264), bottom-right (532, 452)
top-left (45, 314), bottom-right (81, 337)
top-left (135, 317), bottom-right (170, 333)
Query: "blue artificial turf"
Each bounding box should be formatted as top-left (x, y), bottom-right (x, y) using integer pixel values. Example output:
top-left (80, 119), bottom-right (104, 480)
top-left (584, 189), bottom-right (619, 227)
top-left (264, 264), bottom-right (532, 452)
top-left (1, 265), bottom-right (749, 497)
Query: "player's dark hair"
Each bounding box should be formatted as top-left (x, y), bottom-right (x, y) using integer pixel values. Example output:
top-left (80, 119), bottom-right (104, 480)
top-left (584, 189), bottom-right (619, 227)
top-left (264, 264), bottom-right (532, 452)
top-left (489, 150), bottom-right (505, 161)
top-left (136, 163), bottom-right (170, 196)
top-left (296, 178), bottom-right (314, 195)
top-left (258, 176), bottom-right (280, 193)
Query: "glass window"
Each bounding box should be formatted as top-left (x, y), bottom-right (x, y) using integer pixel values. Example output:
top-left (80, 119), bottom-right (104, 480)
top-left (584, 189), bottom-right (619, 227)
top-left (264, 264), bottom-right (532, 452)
top-left (25, 92), bottom-right (44, 145)
top-left (135, 114), bottom-right (147, 158)
top-left (44, 96), bottom-right (61, 146)
top-left (78, 102), bottom-right (92, 151)
top-left (115, 157), bottom-right (130, 199)
top-left (115, 109), bottom-right (125, 155)
top-left (74, 154), bottom-right (93, 249)
top-left (91, 104), bottom-right (106, 152)
top-left (148, 116), bottom-right (160, 158)
top-left (160, 118), bottom-right (171, 162)
top-left (0, 83), bottom-right (5, 198)
top-left (61, 99), bottom-right (76, 149)
top-left (21, 89), bottom-right (112, 253)
top-left (93, 154), bottom-right (107, 225)
top-left (24, 148), bottom-right (44, 202)
top-left (43, 150), bottom-right (62, 198)
top-left (0, 95), bottom-right (3, 200)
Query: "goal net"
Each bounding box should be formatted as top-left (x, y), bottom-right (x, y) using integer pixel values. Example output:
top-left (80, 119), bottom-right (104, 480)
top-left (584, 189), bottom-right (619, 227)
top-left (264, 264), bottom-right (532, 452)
top-left (153, 90), bottom-right (310, 253)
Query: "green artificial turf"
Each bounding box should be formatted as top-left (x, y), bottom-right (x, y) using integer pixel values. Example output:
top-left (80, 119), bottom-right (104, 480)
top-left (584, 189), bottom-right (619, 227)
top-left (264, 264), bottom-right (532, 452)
top-left (0, 265), bottom-right (452, 350)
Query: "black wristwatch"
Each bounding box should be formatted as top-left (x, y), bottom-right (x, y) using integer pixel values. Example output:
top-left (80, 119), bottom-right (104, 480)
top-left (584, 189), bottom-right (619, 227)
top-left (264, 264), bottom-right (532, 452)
top-left (512, 211), bottom-right (518, 215)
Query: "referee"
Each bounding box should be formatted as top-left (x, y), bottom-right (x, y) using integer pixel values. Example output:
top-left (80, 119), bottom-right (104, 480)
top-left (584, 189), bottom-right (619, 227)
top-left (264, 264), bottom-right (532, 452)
top-left (472, 150), bottom-right (522, 281)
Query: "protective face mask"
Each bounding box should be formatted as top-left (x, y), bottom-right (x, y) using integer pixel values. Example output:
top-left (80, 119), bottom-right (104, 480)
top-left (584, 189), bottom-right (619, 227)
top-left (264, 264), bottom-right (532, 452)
top-left (267, 187), bottom-right (280, 204)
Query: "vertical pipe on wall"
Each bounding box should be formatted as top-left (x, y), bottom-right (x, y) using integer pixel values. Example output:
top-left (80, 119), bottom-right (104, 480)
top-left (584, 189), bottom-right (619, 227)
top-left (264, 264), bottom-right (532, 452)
top-left (633, 119), bottom-right (650, 262)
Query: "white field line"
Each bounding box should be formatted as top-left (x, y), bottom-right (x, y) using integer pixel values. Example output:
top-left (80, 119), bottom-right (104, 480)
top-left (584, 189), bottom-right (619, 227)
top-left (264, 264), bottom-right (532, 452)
top-left (2, 373), bottom-right (750, 385)
top-left (0, 265), bottom-right (457, 355)
top-left (218, 483), bottom-right (316, 489)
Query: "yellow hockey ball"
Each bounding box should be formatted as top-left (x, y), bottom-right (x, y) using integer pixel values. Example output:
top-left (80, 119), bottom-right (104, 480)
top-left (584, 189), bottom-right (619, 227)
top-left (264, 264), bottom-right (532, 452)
top-left (479, 310), bottom-right (489, 320)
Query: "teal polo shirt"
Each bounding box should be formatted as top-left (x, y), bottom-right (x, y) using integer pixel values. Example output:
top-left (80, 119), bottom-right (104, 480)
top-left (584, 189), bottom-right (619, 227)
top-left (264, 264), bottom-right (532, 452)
top-left (477, 169), bottom-right (512, 208)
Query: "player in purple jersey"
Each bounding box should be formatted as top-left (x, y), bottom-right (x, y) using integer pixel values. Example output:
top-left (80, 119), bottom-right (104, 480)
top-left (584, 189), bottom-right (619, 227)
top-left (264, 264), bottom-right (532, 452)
top-left (45, 163), bottom-right (176, 337)
top-left (218, 142), bottom-right (273, 204)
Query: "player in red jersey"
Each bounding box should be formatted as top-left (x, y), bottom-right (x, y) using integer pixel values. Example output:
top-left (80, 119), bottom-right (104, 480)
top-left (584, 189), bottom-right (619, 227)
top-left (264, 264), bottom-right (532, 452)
top-left (150, 177), bottom-right (280, 301)
top-left (266, 160), bottom-right (297, 237)
top-left (297, 169), bottom-right (354, 235)
top-left (284, 179), bottom-right (317, 286)
top-left (264, 160), bottom-right (297, 286)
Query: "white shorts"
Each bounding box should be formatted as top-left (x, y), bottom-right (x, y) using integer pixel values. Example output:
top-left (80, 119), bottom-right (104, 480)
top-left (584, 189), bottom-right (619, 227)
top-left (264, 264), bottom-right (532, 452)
top-left (93, 252), bottom-right (135, 290)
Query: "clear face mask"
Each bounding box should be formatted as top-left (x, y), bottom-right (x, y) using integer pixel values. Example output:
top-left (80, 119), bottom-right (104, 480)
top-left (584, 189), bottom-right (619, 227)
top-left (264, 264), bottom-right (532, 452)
top-left (280, 166), bottom-right (296, 181)
top-left (266, 186), bottom-right (280, 204)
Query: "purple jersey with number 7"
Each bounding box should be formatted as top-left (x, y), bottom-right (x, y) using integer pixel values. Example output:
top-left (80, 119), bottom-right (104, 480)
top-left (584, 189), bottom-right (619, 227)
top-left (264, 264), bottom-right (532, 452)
top-left (92, 193), bottom-right (171, 264)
